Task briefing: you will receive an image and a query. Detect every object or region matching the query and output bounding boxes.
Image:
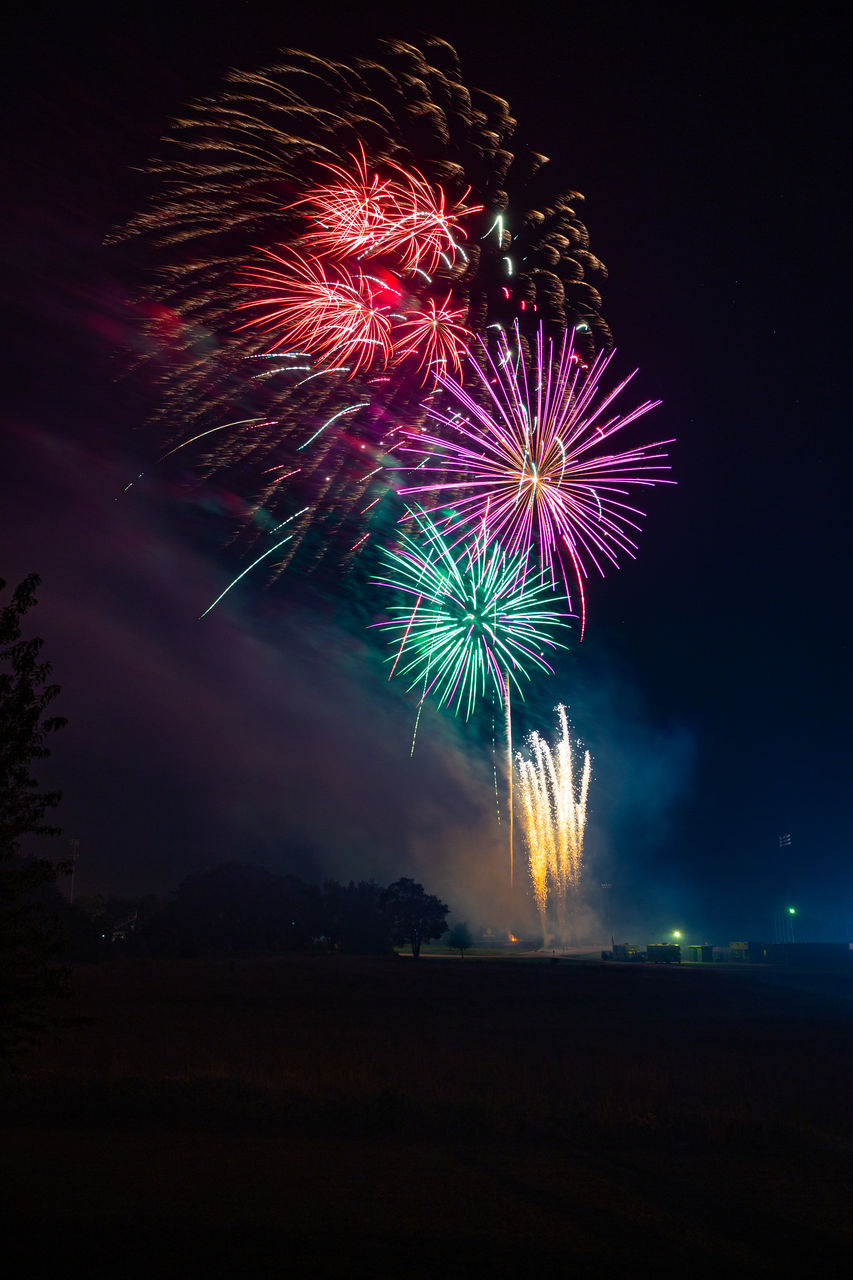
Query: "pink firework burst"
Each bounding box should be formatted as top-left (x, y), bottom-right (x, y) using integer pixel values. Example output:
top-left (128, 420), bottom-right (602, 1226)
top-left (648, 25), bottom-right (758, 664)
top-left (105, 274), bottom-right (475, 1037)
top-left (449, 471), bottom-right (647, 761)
top-left (236, 249), bottom-right (392, 375)
top-left (397, 324), bottom-right (674, 636)
top-left (392, 293), bottom-right (472, 381)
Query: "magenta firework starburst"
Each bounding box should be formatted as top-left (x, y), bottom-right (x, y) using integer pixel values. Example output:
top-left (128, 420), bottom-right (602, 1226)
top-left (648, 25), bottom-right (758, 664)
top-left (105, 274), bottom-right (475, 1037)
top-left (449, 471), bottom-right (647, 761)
top-left (397, 325), bottom-right (674, 635)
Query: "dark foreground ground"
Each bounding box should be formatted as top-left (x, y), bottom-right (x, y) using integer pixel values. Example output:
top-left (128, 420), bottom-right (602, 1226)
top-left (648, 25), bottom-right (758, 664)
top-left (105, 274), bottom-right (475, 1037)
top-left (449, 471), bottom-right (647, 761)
top-left (3, 954), bottom-right (852, 1276)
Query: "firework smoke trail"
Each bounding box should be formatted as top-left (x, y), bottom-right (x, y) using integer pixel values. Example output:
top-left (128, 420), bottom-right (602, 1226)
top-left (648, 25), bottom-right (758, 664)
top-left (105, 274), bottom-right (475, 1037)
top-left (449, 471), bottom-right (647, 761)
top-left (516, 704), bottom-right (591, 945)
top-left (398, 324), bottom-right (673, 632)
top-left (490, 700), bottom-right (502, 825)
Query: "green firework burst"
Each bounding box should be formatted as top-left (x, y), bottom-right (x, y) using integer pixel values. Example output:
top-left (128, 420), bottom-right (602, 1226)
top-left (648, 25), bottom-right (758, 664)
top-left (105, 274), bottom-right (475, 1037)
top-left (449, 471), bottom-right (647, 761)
top-left (373, 511), bottom-right (571, 718)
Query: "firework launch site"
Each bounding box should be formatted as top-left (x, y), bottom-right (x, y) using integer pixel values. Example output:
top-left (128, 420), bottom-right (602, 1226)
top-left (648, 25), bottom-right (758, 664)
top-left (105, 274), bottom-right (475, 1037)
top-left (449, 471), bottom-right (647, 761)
top-left (4, 948), bottom-right (851, 1275)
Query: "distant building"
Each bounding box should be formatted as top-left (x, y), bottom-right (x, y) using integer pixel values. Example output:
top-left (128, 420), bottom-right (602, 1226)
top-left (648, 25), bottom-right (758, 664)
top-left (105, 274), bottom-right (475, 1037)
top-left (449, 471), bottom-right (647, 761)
top-left (605, 943), bottom-right (644, 962)
top-left (604, 940), bottom-right (852, 968)
top-left (761, 942), bottom-right (853, 968)
top-left (715, 941), bottom-right (773, 963)
top-left (715, 941), bottom-right (853, 966)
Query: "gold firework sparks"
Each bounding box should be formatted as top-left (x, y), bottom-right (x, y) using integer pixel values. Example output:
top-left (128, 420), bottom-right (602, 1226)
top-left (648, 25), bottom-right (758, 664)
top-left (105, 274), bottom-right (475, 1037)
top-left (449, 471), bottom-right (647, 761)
top-left (516, 705), bottom-right (591, 945)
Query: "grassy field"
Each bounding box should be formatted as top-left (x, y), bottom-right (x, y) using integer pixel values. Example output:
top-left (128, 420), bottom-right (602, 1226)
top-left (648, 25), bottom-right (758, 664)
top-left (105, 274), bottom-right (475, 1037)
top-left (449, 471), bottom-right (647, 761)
top-left (3, 953), bottom-right (851, 1275)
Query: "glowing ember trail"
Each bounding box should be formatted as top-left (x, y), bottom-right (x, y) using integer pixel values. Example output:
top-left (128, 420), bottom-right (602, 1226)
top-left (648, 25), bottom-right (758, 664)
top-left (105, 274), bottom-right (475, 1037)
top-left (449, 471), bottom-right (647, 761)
top-left (505, 678), bottom-right (514, 887)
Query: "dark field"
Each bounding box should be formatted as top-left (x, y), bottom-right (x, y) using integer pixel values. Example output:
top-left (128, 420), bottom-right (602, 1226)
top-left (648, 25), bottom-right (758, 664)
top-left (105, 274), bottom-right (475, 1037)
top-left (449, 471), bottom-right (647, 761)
top-left (4, 954), bottom-right (852, 1275)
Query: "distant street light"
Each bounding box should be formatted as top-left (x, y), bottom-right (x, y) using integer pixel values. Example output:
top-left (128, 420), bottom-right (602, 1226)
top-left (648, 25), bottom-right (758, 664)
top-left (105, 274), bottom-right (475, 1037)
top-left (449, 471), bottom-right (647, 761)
top-left (786, 907), bottom-right (797, 942)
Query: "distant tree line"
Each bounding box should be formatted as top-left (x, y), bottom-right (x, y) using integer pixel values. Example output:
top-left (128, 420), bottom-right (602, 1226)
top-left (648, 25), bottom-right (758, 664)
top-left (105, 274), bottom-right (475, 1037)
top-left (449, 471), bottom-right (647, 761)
top-left (61, 864), bottom-right (450, 961)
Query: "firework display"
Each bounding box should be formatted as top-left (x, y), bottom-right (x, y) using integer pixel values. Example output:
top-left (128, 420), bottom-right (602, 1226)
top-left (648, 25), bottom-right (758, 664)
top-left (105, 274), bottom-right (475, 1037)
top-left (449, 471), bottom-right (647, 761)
top-left (121, 38), bottom-right (613, 571)
top-left (397, 323), bottom-right (673, 634)
top-left (372, 510), bottom-right (570, 720)
top-left (516, 705), bottom-right (591, 943)
top-left (123, 36), bottom-right (677, 915)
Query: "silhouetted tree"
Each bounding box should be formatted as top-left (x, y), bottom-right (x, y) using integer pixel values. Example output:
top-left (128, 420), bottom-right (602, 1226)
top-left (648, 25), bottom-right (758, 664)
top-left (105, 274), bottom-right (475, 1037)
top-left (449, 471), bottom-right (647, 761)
top-left (321, 880), bottom-right (393, 954)
top-left (446, 921), bottom-right (473, 958)
top-left (0, 574), bottom-right (70, 1059)
top-left (382, 878), bottom-right (449, 960)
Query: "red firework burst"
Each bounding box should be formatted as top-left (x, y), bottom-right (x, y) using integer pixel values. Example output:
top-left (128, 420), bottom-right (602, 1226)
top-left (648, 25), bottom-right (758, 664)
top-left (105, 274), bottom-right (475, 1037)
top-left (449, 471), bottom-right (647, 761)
top-left (298, 150), bottom-right (482, 272)
top-left (236, 250), bottom-right (392, 375)
top-left (392, 294), bottom-right (472, 380)
top-left (297, 147), bottom-right (399, 260)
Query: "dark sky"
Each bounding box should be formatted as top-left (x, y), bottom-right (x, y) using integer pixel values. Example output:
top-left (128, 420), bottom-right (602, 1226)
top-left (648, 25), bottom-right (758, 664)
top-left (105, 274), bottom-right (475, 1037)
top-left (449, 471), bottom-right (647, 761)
top-left (2, 1), bottom-right (849, 941)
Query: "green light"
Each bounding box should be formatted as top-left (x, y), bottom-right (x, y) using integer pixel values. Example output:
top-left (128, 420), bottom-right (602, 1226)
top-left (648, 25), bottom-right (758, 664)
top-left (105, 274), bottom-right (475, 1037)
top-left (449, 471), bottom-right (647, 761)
top-left (787, 907), bottom-right (796, 915)
top-left (672, 930), bottom-right (682, 939)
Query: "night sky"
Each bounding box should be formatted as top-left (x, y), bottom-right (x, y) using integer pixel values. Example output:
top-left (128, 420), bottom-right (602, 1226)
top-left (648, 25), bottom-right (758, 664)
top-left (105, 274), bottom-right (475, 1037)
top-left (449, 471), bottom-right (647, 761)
top-left (3, 2), bottom-right (849, 942)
